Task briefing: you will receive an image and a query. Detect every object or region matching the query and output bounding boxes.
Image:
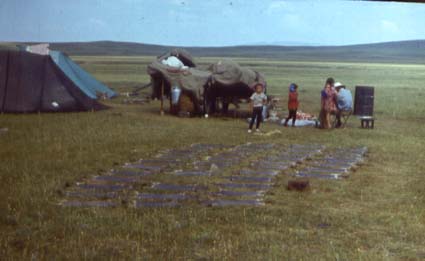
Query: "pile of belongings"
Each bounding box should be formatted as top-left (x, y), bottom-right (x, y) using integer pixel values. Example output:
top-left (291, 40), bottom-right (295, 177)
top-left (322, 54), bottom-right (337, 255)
top-left (161, 56), bottom-right (189, 70)
top-left (280, 111), bottom-right (317, 127)
top-left (265, 97), bottom-right (282, 122)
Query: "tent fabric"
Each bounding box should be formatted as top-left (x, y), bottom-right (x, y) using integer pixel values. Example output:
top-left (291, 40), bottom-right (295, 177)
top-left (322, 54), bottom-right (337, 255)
top-left (208, 59), bottom-right (266, 90)
top-left (50, 51), bottom-right (116, 99)
top-left (148, 60), bottom-right (210, 101)
top-left (205, 59), bottom-right (267, 114)
top-left (0, 50), bottom-right (108, 113)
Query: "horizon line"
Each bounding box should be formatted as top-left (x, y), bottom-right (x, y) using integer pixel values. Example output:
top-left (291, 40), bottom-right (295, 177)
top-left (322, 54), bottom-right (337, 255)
top-left (1, 39), bottom-right (425, 49)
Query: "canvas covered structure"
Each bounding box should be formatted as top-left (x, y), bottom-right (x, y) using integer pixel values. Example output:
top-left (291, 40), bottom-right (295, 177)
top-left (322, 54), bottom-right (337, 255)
top-left (148, 49), bottom-right (266, 115)
top-left (0, 49), bottom-right (111, 113)
top-left (208, 59), bottom-right (266, 92)
top-left (205, 59), bottom-right (266, 113)
top-left (148, 49), bottom-right (210, 113)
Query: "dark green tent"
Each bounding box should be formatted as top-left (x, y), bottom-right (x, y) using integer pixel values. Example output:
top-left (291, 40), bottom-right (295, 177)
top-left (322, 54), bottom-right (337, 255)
top-left (0, 49), bottom-right (112, 113)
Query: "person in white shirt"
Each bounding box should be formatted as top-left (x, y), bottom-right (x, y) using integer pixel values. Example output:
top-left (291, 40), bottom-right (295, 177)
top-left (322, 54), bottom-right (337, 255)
top-left (248, 83), bottom-right (267, 133)
top-left (335, 82), bottom-right (353, 128)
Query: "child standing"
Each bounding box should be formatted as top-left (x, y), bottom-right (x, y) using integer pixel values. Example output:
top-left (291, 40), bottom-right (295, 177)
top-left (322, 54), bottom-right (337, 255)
top-left (248, 83), bottom-right (267, 133)
top-left (284, 83), bottom-right (299, 127)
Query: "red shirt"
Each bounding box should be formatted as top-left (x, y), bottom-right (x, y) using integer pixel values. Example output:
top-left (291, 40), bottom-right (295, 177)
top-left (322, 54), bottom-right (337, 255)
top-left (288, 92), bottom-right (299, 110)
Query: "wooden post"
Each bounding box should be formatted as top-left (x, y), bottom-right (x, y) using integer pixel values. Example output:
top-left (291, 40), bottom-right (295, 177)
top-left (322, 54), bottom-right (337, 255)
top-left (160, 80), bottom-right (164, 116)
top-left (204, 82), bottom-right (210, 117)
top-left (169, 95), bottom-right (172, 113)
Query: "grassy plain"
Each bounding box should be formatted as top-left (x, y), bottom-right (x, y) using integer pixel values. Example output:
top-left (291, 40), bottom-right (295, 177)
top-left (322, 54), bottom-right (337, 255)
top-left (1, 55), bottom-right (424, 260)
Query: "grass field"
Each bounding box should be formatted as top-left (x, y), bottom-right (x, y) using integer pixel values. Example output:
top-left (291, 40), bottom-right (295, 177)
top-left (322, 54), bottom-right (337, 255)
top-left (1, 55), bottom-right (425, 260)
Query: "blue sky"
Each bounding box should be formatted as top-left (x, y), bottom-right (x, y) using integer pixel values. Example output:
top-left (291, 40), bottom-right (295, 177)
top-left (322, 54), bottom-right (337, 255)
top-left (1, 0), bottom-right (425, 46)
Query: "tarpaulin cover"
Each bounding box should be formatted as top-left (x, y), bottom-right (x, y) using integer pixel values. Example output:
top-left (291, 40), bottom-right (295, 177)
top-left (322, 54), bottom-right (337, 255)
top-left (148, 50), bottom-right (266, 102)
top-left (148, 49), bottom-right (268, 115)
top-left (148, 59), bottom-right (210, 101)
top-left (208, 59), bottom-right (266, 90)
top-left (50, 51), bottom-right (116, 99)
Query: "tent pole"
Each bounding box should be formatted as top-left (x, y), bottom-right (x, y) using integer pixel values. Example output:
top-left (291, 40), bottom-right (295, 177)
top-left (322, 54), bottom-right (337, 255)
top-left (1, 51), bottom-right (11, 112)
top-left (160, 80), bottom-right (164, 116)
top-left (167, 85), bottom-right (171, 112)
top-left (204, 82), bottom-right (210, 117)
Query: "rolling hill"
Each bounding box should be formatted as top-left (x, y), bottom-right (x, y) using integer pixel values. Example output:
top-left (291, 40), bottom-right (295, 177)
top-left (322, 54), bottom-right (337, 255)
top-left (4, 40), bottom-right (425, 64)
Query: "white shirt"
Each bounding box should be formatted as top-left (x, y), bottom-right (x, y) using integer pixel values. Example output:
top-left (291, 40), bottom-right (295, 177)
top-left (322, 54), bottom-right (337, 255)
top-left (250, 92), bottom-right (267, 107)
top-left (337, 88), bottom-right (353, 111)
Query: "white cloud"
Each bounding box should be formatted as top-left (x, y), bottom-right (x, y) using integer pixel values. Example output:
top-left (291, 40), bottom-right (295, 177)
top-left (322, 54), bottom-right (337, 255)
top-left (169, 0), bottom-right (191, 6)
top-left (380, 20), bottom-right (399, 33)
top-left (89, 18), bottom-right (106, 27)
top-left (267, 1), bottom-right (289, 14)
top-left (269, 1), bottom-right (287, 10)
top-left (282, 14), bottom-right (301, 27)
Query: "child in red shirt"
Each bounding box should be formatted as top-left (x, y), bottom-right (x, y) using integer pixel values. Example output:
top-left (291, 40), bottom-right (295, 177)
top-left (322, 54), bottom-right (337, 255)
top-left (284, 83), bottom-right (299, 127)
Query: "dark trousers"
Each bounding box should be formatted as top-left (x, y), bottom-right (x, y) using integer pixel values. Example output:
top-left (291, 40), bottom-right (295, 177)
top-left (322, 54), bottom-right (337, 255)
top-left (335, 110), bottom-right (342, 127)
top-left (284, 109), bottom-right (297, 126)
top-left (249, 106), bottom-right (263, 129)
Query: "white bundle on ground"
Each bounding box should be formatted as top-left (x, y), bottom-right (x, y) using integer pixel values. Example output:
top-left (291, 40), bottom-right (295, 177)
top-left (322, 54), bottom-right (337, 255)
top-left (280, 119), bottom-right (316, 127)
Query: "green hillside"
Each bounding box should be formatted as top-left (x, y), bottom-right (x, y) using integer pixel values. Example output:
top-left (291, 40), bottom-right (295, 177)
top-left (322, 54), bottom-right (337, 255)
top-left (49, 40), bottom-right (425, 64)
top-left (2, 40), bottom-right (425, 64)
top-left (0, 42), bottom-right (18, 51)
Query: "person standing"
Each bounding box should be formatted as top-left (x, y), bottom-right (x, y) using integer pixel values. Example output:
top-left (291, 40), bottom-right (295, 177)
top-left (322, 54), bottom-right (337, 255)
top-left (320, 78), bottom-right (337, 129)
top-left (284, 83), bottom-right (299, 127)
top-left (248, 83), bottom-right (267, 133)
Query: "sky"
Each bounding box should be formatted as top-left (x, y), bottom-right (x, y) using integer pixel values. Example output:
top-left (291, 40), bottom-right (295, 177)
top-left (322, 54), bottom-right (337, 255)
top-left (0, 0), bottom-right (425, 46)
